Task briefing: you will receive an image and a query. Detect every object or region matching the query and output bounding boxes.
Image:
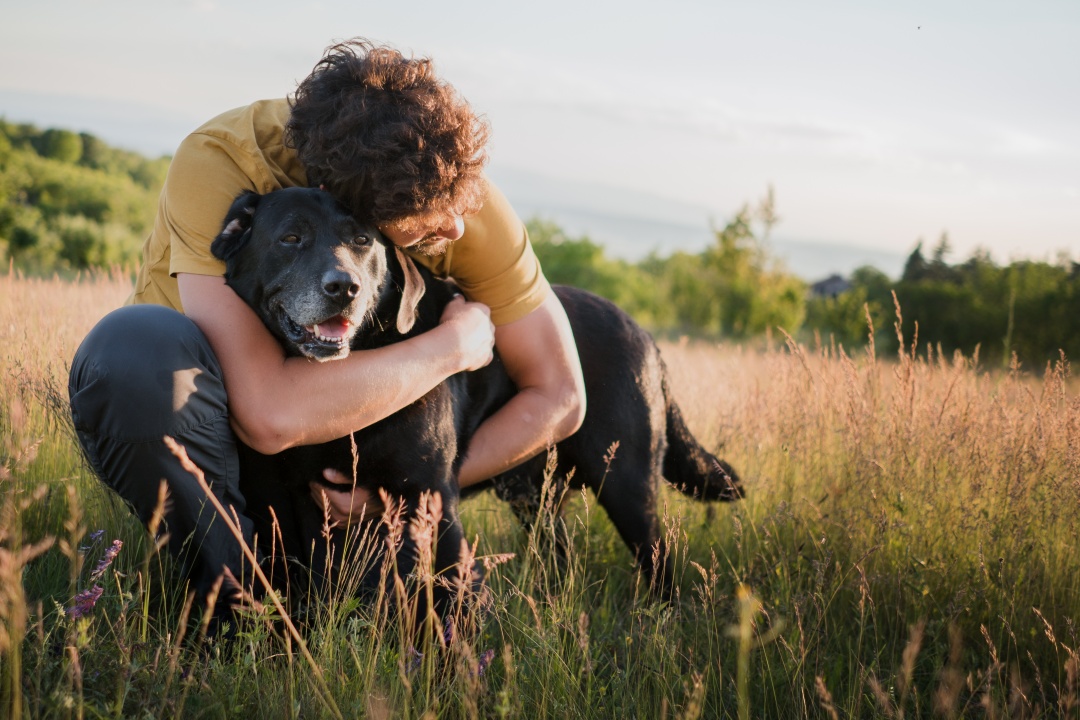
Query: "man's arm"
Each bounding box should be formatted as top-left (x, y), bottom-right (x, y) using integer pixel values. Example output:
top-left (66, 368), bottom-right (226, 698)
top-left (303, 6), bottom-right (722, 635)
top-left (178, 273), bottom-right (495, 455)
top-left (456, 290), bottom-right (586, 487)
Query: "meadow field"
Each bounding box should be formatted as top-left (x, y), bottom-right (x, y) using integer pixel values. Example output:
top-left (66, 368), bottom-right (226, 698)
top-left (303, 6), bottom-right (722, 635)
top-left (1, 270), bottom-right (1078, 719)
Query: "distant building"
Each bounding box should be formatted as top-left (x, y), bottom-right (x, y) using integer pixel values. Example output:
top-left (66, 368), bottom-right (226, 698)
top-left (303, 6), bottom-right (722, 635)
top-left (809, 274), bottom-right (851, 299)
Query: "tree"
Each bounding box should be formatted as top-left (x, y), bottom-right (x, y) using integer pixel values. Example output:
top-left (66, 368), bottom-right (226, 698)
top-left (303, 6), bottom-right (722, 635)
top-left (703, 188), bottom-right (804, 338)
top-left (40, 129), bottom-right (82, 163)
top-left (902, 241), bottom-right (928, 282)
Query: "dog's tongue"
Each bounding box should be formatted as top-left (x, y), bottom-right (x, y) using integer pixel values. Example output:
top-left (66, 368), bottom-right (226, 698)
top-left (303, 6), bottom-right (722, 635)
top-left (311, 316), bottom-right (351, 339)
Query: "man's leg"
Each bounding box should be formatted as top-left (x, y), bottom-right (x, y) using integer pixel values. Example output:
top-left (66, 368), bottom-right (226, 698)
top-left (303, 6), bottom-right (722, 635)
top-left (68, 304), bottom-right (255, 602)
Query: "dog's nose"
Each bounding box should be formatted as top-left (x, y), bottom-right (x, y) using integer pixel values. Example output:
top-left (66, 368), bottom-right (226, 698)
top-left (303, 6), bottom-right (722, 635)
top-left (322, 270), bottom-right (361, 301)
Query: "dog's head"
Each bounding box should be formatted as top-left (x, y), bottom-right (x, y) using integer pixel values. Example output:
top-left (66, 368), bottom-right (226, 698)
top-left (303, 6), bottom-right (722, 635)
top-left (211, 188), bottom-right (425, 361)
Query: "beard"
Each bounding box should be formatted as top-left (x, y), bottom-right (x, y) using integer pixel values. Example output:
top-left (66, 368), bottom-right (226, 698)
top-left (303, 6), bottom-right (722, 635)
top-left (408, 238), bottom-right (453, 257)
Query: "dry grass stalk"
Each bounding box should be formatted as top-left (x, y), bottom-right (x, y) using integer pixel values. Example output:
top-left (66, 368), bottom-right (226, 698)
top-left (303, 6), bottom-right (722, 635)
top-left (814, 675), bottom-right (840, 720)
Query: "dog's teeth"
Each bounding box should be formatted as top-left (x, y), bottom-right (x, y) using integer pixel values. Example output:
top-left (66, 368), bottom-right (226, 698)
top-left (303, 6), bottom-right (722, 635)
top-left (312, 324), bottom-right (344, 344)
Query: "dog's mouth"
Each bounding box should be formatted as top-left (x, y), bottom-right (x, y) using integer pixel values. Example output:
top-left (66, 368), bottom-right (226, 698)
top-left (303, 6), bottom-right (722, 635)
top-left (278, 308), bottom-right (357, 361)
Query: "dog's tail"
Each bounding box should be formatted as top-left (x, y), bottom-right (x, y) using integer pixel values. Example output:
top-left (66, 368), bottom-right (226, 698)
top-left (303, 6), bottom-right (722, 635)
top-left (661, 370), bottom-right (744, 502)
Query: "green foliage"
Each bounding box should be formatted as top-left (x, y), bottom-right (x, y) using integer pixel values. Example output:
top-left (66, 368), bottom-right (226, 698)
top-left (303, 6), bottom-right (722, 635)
top-left (527, 219), bottom-right (665, 325)
top-left (707, 190), bottom-right (804, 337)
top-left (646, 250), bottom-right (719, 331)
top-left (807, 235), bottom-right (1080, 368)
top-left (644, 188), bottom-right (805, 337)
top-left (805, 283), bottom-right (872, 349)
top-left (531, 187), bottom-right (806, 339)
top-left (0, 119), bottom-right (167, 272)
top-left (804, 265), bottom-right (893, 350)
top-left (39, 129), bottom-right (82, 164)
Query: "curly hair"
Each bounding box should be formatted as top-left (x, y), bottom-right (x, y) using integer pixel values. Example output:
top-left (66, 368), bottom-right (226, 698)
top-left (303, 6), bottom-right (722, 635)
top-left (285, 39), bottom-right (491, 226)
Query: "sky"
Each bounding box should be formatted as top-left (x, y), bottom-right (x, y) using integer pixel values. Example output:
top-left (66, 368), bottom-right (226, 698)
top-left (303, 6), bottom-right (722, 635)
top-left (1, 0), bottom-right (1078, 268)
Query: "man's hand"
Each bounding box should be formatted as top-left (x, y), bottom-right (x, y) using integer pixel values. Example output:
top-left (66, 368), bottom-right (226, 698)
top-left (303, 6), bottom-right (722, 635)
top-left (308, 469), bottom-right (384, 526)
top-left (440, 295), bottom-right (495, 372)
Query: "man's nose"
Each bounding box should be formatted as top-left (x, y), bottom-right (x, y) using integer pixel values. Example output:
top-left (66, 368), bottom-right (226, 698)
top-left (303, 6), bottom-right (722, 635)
top-left (436, 216), bottom-right (465, 242)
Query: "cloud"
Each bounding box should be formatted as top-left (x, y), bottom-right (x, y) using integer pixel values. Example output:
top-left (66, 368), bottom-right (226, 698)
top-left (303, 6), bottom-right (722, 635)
top-left (180, 0), bottom-right (219, 11)
top-left (989, 128), bottom-right (1059, 158)
top-left (508, 93), bottom-right (868, 152)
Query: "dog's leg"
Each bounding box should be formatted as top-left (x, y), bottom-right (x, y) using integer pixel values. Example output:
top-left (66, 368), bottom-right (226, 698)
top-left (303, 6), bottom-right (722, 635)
top-left (493, 456), bottom-right (577, 588)
top-left (387, 482), bottom-right (484, 642)
top-left (593, 468), bottom-right (675, 600)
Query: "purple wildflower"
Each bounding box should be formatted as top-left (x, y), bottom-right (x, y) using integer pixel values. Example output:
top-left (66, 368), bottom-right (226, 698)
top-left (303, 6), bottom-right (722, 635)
top-left (477, 648), bottom-right (496, 677)
top-left (79, 528), bottom-right (105, 553)
top-left (67, 585), bottom-right (103, 619)
top-left (406, 645), bottom-right (424, 675)
top-left (89, 539), bottom-right (122, 582)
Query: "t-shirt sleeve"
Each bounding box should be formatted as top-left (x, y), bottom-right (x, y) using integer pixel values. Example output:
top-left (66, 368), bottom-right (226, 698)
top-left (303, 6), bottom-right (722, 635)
top-left (442, 179), bottom-right (551, 326)
top-left (164, 133), bottom-right (262, 278)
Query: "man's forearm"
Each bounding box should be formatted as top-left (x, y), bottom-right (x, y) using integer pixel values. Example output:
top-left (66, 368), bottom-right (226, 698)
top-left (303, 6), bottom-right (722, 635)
top-left (244, 328), bottom-right (466, 452)
top-left (179, 273), bottom-right (495, 454)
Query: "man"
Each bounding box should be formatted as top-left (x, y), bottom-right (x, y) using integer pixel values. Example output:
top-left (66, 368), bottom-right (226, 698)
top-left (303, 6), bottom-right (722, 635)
top-left (68, 39), bottom-right (585, 612)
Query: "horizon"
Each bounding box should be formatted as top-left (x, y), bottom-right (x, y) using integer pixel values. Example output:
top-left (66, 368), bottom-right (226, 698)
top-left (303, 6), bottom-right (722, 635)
top-left (2, 1), bottom-right (1077, 267)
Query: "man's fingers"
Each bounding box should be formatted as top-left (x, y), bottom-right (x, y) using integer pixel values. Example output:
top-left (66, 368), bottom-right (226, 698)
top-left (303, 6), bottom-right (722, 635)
top-left (309, 481), bottom-right (350, 523)
top-left (308, 479), bottom-right (383, 524)
top-left (323, 467), bottom-right (350, 484)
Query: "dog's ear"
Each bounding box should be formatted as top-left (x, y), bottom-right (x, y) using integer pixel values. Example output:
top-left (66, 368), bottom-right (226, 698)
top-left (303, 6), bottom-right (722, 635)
top-left (393, 247), bottom-right (426, 334)
top-left (211, 191), bottom-right (262, 261)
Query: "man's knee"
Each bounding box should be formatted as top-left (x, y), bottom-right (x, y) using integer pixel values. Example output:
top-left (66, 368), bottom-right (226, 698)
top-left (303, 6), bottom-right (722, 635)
top-left (69, 304), bottom-right (227, 442)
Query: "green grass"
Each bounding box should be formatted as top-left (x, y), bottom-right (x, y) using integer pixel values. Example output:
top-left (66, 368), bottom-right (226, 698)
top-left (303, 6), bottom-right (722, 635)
top-left (2, 271), bottom-right (1079, 718)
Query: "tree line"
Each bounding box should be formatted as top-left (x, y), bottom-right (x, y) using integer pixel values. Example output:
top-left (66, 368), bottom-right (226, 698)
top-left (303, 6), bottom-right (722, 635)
top-left (2, 122), bottom-right (1076, 369)
top-left (532, 198), bottom-right (1079, 370)
top-left (804, 236), bottom-right (1080, 368)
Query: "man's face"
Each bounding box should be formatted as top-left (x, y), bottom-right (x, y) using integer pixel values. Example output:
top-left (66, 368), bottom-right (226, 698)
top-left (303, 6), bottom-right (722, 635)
top-left (379, 212), bottom-right (465, 257)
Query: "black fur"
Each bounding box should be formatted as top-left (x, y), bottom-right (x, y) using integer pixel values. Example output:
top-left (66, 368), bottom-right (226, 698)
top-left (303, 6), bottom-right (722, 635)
top-left (211, 187), bottom-right (744, 607)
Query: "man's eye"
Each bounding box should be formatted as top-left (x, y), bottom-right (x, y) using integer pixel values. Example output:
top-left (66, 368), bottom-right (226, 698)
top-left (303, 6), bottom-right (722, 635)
top-left (281, 234), bottom-right (301, 245)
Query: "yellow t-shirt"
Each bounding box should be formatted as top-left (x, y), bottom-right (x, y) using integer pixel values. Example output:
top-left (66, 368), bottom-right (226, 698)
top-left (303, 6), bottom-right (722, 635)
top-left (129, 98), bottom-right (550, 326)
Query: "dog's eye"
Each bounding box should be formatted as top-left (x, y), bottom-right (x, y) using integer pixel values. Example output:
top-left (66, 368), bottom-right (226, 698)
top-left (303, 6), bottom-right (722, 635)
top-left (353, 235), bottom-right (372, 246)
top-left (280, 234), bottom-right (301, 245)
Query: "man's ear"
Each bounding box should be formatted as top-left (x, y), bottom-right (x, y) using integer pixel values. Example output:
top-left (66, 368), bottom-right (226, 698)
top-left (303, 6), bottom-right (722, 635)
top-left (394, 247), bottom-right (426, 334)
top-left (211, 191), bottom-right (262, 261)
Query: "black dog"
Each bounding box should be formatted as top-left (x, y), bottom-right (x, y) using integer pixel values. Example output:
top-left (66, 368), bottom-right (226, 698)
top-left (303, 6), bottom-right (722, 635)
top-left (210, 187), bottom-right (743, 606)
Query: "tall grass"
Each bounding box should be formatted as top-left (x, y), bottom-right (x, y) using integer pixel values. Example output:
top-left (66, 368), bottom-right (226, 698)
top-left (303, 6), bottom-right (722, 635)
top-left (2, 269), bottom-right (1078, 718)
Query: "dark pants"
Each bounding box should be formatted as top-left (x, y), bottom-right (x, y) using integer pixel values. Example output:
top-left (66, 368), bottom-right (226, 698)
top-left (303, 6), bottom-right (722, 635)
top-left (68, 304), bottom-right (321, 603)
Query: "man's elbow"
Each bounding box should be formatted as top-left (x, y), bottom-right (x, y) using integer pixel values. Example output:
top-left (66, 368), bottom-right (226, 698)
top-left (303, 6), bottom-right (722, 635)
top-left (553, 382), bottom-right (587, 441)
top-left (230, 408), bottom-right (296, 456)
